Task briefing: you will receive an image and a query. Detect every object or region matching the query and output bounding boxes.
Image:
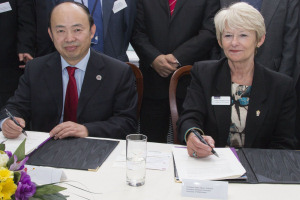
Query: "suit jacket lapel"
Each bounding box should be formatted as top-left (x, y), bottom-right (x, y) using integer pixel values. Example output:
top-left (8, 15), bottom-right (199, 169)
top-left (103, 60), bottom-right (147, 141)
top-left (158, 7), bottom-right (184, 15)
top-left (244, 62), bottom-right (268, 147)
top-left (261, 0), bottom-right (280, 29)
top-left (77, 49), bottom-right (105, 118)
top-left (159, 0), bottom-right (170, 17)
top-left (43, 52), bottom-right (64, 119)
top-left (221, 0), bottom-right (238, 7)
top-left (213, 60), bottom-right (232, 146)
top-left (102, 0), bottom-right (115, 39)
top-left (170, 0), bottom-right (188, 22)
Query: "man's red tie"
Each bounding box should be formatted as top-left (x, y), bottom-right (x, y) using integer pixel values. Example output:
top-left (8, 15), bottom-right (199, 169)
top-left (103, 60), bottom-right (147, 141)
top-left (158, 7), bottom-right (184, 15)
top-left (169, 0), bottom-right (177, 15)
top-left (64, 67), bottom-right (78, 122)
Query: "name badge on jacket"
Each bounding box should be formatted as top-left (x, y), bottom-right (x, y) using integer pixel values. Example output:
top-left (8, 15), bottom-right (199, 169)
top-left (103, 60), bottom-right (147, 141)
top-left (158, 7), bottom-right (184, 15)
top-left (211, 96), bottom-right (230, 105)
top-left (0, 2), bottom-right (12, 13)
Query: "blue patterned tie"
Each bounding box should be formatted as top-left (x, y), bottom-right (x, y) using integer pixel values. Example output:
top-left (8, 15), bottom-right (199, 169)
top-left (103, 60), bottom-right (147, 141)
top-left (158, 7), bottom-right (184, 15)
top-left (88, 0), bottom-right (104, 52)
top-left (241, 0), bottom-right (262, 11)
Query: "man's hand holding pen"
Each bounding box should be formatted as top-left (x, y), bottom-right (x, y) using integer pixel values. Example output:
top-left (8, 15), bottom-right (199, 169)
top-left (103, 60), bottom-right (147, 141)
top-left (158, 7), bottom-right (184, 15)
top-left (186, 129), bottom-right (218, 158)
top-left (2, 116), bottom-right (26, 139)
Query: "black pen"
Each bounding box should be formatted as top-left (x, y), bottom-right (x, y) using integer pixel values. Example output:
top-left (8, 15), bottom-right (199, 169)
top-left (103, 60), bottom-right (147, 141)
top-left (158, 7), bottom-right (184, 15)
top-left (4, 109), bottom-right (27, 137)
top-left (191, 129), bottom-right (219, 157)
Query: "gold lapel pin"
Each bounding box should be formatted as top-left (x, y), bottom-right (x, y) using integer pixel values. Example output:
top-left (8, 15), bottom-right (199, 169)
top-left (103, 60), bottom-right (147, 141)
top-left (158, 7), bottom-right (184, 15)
top-left (256, 110), bottom-right (260, 117)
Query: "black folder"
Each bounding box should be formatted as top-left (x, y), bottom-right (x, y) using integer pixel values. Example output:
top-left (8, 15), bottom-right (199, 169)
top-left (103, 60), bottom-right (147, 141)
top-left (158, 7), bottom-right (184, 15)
top-left (27, 137), bottom-right (119, 171)
top-left (236, 148), bottom-right (300, 184)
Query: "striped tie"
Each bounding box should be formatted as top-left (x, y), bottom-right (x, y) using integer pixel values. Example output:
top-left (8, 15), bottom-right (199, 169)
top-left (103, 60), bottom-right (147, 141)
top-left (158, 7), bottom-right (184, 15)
top-left (64, 67), bottom-right (78, 123)
top-left (88, 0), bottom-right (104, 52)
top-left (169, 0), bottom-right (177, 16)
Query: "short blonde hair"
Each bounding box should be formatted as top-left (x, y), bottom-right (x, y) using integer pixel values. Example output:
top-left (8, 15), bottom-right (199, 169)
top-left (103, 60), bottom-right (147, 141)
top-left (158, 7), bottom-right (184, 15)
top-left (214, 2), bottom-right (266, 42)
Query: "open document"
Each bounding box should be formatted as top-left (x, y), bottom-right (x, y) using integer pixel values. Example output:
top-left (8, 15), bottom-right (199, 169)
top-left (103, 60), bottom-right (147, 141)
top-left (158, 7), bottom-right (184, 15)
top-left (172, 146), bottom-right (246, 181)
top-left (0, 131), bottom-right (49, 154)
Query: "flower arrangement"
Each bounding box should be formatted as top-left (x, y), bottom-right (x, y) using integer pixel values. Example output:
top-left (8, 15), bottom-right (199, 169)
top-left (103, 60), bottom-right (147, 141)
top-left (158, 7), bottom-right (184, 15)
top-left (0, 139), bottom-right (67, 200)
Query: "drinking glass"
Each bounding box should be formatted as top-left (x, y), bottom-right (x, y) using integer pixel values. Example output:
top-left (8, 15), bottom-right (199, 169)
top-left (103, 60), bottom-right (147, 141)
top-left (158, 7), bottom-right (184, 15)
top-left (126, 134), bottom-right (147, 186)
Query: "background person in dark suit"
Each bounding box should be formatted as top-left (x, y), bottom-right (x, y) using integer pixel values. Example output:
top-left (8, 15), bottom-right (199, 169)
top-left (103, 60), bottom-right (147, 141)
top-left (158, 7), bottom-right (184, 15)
top-left (131, 0), bottom-right (220, 143)
top-left (0, 2), bottom-right (137, 140)
top-left (220, 0), bottom-right (299, 77)
top-left (34, 0), bottom-right (137, 61)
top-left (178, 3), bottom-right (296, 158)
top-left (295, 75), bottom-right (300, 148)
top-left (0, 0), bottom-right (35, 108)
top-left (34, 0), bottom-right (57, 57)
top-left (294, 2), bottom-right (300, 149)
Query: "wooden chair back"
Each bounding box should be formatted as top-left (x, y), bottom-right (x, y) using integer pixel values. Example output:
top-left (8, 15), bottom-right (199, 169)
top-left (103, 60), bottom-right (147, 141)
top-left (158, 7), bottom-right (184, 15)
top-left (169, 65), bottom-right (192, 144)
top-left (127, 62), bottom-right (143, 118)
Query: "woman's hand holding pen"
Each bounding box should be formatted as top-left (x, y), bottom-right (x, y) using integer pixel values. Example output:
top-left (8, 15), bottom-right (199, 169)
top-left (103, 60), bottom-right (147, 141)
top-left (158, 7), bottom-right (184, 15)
top-left (2, 117), bottom-right (26, 139)
top-left (187, 133), bottom-right (215, 158)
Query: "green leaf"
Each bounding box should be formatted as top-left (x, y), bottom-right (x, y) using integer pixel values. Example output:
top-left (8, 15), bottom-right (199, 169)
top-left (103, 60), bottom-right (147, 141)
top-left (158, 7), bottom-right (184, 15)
top-left (7, 139), bottom-right (26, 167)
top-left (29, 197), bottom-right (42, 200)
top-left (0, 144), bottom-right (5, 151)
top-left (34, 184), bottom-right (66, 197)
top-left (13, 171), bottom-right (21, 184)
top-left (30, 193), bottom-right (68, 200)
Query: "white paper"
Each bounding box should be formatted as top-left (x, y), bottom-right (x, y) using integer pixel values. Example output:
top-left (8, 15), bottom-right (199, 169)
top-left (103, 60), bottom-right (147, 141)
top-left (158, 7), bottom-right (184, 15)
top-left (26, 165), bottom-right (67, 185)
top-left (0, 2), bottom-right (12, 13)
top-left (112, 0), bottom-right (127, 13)
top-left (172, 147), bottom-right (246, 181)
top-left (211, 96), bottom-right (231, 105)
top-left (113, 150), bottom-right (171, 170)
top-left (182, 179), bottom-right (228, 200)
top-left (0, 131), bottom-right (50, 154)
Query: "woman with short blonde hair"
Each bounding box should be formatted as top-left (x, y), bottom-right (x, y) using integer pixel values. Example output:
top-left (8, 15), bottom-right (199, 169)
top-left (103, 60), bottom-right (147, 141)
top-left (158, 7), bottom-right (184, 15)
top-left (214, 2), bottom-right (266, 42)
top-left (178, 2), bottom-right (296, 158)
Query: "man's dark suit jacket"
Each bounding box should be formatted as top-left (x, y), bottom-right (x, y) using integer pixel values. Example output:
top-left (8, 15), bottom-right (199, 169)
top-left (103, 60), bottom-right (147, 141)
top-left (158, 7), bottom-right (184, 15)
top-left (293, 3), bottom-right (300, 148)
top-left (0, 0), bottom-right (35, 93)
top-left (220, 0), bottom-right (299, 77)
top-left (0, 49), bottom-right (138, 139)
top-left (34, 0), bottom-right (137, 61)
top-left (131, 0), bottom-right (220, 99)
top-left (178, 58), bottom-right (296, 149)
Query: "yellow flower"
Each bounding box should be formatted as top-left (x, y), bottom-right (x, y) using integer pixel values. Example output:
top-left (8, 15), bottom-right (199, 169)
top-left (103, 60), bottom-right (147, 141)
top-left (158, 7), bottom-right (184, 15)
top-left (0, 168), bottom-right (13, 182)
top-left (0, 178), bottom-right (17, 200)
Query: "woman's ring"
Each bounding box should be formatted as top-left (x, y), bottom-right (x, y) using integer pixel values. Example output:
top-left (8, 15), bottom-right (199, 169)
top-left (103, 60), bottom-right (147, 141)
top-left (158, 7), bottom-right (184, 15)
top-left (193, 151), bottom-right (197, 158)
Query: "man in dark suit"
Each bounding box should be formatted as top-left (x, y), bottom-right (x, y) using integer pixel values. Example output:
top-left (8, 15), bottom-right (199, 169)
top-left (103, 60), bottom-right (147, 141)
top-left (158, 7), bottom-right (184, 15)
top-left (0, 2), bottom-right (137, 140)
top-left (220, 0), bottom-right (299, 77)
top-left (34, 0), bottom-right (137, 62)
top-left (294, 3), bottom-right (300, 149)
top-left (0, 0), bottom-right (35, 108)
top-left (131, 0), bottom-right (220, 143)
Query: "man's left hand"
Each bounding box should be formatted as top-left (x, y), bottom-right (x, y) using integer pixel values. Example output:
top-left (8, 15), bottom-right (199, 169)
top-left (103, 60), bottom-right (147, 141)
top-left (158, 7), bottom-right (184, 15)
top-left (18, 53), bottom-right (33, 68)
top-left (49, 121), bottom-right (88, 139)
top-left (165, 54), bottom-right (180, 68)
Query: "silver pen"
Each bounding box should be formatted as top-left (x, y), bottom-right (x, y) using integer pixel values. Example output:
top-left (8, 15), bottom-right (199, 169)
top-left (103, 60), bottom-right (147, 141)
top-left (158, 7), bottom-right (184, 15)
top-left (191, 129), bottom-right (219, 157)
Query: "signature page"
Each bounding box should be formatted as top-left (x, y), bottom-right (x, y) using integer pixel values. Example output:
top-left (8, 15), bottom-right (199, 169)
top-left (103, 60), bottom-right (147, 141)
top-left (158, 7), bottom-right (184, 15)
top-left (172, 147), bottom-right (246, 181)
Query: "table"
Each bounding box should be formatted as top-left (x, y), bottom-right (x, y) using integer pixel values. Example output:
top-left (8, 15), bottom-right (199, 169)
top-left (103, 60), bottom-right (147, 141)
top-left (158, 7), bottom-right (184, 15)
top-left (1, 130), bottom-right (299, 200)
top-left (60, 140), bottom-right (300, 200)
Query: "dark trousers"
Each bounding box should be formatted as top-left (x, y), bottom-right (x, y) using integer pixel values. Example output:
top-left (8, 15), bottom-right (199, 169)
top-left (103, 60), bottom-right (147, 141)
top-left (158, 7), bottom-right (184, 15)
top-left (140, 97), bottom-right (185, 143)
top-left (295, 77), bottom-right (300, 148)
top-left (140, 98), bottom-right (170, 143)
